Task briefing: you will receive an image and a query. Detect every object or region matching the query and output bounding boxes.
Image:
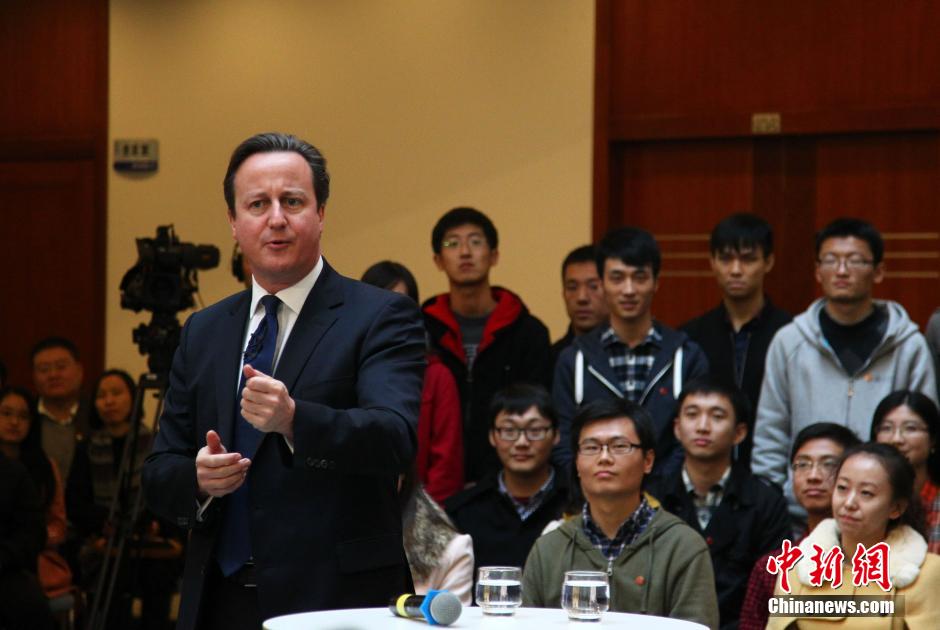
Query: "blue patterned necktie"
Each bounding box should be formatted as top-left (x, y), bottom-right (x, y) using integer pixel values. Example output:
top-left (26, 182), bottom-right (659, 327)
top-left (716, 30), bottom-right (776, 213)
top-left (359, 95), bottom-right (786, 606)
top-left (217, 294), bottom-right (281, 576)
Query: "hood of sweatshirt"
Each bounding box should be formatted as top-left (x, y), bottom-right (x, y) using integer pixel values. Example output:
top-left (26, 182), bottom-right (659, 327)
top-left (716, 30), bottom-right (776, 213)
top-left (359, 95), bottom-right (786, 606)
top-left (793, 299), bottom-right (921, 365)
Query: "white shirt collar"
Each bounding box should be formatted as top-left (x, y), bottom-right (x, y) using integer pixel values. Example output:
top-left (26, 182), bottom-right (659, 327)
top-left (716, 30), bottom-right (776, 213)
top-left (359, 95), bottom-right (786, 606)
top-left (249, 256), bottom-right (323, 317)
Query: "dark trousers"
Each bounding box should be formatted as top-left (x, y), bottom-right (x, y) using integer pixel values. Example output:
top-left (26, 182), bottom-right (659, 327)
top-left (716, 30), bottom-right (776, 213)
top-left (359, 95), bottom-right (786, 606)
top-left (200, 563), bottom-right (261, 630)
top-left (0, 570), bottom-right (54, 630)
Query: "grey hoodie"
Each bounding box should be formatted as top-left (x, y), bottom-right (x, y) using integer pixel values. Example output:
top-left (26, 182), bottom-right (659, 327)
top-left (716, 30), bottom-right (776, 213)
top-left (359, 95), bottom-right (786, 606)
top-left (752, 299), bottom-right (937, 505)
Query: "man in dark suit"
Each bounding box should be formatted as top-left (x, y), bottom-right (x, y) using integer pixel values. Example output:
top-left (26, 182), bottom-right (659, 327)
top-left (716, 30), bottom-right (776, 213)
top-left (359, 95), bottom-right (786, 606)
top-left (142, 133), bottom-right (425, 630)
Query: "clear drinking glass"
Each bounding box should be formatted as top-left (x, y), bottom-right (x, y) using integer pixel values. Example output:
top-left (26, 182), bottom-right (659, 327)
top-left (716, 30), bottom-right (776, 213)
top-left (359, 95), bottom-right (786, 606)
top-left (475, 566), bottom-right (522, 615)
top-left (561, 570), bottom-right (610, 621)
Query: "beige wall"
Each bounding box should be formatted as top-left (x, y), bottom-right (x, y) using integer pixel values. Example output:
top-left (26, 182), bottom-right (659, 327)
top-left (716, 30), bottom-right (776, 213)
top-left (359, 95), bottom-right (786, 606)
top-left (108, 0), bottom-right (594, 375)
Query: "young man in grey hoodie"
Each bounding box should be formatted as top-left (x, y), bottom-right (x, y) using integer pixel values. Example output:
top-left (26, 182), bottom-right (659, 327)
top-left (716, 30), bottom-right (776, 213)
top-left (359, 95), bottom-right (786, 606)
top-left (752, 217), bottom-right (937, 517)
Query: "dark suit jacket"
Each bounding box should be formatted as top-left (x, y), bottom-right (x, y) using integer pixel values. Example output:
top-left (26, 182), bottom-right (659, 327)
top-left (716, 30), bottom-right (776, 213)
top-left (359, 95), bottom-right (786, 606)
top-left (141, 261), bottom-right (426, 630)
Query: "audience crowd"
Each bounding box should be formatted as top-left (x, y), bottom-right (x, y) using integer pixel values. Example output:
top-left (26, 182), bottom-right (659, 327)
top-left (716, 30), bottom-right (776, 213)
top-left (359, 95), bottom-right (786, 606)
top-left (2, 210), bottom-right (940, 629)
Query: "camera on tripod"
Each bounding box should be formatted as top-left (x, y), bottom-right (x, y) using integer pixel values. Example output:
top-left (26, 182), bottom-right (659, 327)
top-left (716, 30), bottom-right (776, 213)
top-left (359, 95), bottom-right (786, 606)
top-left (120, 225), bottom-right (220, 376)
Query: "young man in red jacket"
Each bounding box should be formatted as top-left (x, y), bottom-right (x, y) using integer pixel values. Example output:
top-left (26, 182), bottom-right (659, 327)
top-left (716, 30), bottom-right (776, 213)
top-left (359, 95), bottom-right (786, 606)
top-left (423, 207), bottom-right (552, 483)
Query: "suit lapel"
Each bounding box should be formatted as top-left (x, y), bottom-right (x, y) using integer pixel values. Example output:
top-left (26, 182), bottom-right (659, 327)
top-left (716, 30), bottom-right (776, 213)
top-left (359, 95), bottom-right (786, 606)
top-left (275, 261), bottom-right (344, 392)
top-left (215, 292), bottom-right (252, 449)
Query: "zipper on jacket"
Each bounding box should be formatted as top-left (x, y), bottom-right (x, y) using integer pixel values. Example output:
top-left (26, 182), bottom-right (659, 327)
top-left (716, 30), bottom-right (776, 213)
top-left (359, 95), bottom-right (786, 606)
top-left (606, 555), bottom-right (613, 577)
top-left (639, 360), bottom-right (674, 404)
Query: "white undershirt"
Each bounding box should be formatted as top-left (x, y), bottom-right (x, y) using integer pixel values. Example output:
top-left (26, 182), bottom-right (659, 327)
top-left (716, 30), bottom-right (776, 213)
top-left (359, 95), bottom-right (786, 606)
top-left (197, 256), bottom-right (322, 521)
top-left (238, 256), bottom-right (323, 388)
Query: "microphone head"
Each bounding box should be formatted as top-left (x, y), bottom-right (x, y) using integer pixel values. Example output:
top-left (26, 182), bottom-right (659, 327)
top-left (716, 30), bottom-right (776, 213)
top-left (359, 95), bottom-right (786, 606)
top-left (422, 590), bottom-right (463, 626)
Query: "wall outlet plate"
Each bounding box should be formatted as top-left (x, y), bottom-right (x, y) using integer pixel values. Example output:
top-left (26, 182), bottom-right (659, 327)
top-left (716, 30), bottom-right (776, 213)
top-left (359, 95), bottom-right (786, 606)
top-left (114, 139), bottom-right (159, 172)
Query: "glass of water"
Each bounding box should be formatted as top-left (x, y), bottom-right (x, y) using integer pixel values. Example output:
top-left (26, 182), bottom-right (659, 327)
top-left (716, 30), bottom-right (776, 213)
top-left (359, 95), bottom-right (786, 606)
top-left (561, 570), bottom-right (610, 621)
top-left (475, 566), bottom-right (522, 615)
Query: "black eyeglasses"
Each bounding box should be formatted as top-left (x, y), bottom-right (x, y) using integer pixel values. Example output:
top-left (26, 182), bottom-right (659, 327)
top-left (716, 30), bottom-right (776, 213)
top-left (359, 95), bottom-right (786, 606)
top-left (493, 426), bottom-right (554, 442)
top-left (577, 439), bottom-right (642, 457)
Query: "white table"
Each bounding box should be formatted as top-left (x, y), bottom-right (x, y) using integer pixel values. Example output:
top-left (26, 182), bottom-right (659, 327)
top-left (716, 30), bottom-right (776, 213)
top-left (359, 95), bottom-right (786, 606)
top-left (264, 606), bottom-right (709, 629)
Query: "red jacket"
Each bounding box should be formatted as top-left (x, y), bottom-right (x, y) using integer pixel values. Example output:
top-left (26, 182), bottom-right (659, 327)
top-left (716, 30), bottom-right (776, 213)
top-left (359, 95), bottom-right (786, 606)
top-left (417, 355), bottom-right (463, 503)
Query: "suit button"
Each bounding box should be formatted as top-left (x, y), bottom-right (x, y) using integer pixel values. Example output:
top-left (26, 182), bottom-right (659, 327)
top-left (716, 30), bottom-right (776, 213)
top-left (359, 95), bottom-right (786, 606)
top-left (306, 457), bottom-right (316, 468)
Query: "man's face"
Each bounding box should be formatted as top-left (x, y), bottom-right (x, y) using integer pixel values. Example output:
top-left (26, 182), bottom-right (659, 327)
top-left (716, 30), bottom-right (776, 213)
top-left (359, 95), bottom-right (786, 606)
top-left (229, 151), bottom-right (324, 293)
top-left (710, 246), bottom-right (773, 301)
top-left (791, 437), bottom-right (844, 516)
top-left (33, 347), bottom-right (83, 402)
top-left (576, 417), bottom-right (654, 502)
top-left (601, 259), bottom-right (658, 325)
top-left (673, 391), bottom-right (746, 462)
top-left (814, 236), bottom-right (884, 304)
top-left (489, 406), bottom-right (558, 478)
top-left (433, 223), bottom-right (498, 287)
top-left (563, 261), bottom-right (608, 334)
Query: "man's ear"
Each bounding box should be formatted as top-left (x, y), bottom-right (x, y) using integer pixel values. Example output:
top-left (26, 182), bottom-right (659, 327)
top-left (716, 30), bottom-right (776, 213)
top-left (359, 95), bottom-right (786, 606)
top-left (433, 253), bottom-right (444, 272)
top-left (488, 430), bottom-right (497, 449)
top-left (873, 261), bottom-right (885, 284)
top-left (764, 252), bottom-right (775, 274)
top-left (733, 421), bottom-right (748, 447)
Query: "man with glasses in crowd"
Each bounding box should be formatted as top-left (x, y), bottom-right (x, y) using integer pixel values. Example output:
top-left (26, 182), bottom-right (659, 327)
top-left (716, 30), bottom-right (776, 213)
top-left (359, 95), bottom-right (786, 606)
top-left (423, 207), bottom-right (552, 483)
top-left (752, 217), bottom-right (937, 518)
top-left (31, 336), bottom-right (91, 479)
top-left (522, 397), bottom-right (718, 628)
top-left (445, 384), bottom-right (568, 575)
top-left (739, 423), bottom-right (860, 630)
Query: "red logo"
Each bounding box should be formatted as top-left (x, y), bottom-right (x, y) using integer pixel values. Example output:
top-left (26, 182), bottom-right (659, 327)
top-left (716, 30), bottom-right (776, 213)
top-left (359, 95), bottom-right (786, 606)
top-left (766, 540), bottom-right (893, 593)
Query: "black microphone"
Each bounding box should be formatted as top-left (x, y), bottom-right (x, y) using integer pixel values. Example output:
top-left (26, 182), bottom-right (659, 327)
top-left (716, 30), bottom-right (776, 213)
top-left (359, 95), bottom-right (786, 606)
top-left (389, 590), bottom-right (462, 626)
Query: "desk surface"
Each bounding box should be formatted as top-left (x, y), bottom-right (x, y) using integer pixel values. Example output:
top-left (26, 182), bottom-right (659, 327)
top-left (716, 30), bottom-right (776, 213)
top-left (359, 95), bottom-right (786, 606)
top-left (264, 606), bottom-right (709, 629)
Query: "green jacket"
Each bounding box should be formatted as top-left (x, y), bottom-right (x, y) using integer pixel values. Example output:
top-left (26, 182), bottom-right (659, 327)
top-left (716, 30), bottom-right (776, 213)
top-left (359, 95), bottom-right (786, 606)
top-left (522, 508), bottom-right (719, 629)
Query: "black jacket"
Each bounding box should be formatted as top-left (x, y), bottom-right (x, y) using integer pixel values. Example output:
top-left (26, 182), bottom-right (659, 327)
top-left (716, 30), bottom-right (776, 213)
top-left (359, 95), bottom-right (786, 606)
top-left (552, 321), bottom-right (709, 474)
top-left (680, 299), bottom-right (791, 465)
top-left (0, 453), bottom-right (45, 575)
top-left (423, 288), bottom-right (552, 482)
top-left (444, 468), bottom-right (569, 574)
top-left (648, 463), bottom-right (790, 630)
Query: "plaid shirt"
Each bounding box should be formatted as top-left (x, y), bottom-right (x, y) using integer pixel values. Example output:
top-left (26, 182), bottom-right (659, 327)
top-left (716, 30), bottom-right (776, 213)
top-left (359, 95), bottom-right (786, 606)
top-left (600, 326), bottom-right (662, 402)
top-left (922, 480), bottom-right (940, 554)
top-left (497, 467), bottom-right (556, 521)
top-left (682, 465), bottom-right (732, 531)
top-left (581, 497), bottom-right (655, 561)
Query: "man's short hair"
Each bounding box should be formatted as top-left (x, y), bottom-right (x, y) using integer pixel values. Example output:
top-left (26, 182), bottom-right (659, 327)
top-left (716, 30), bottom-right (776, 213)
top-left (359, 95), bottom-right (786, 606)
top-left (561, 244), bottom-right (597, 280)
top-left (595, 227), bottom-right (661, 278)
top-left (789, 422), bottom-right (861, 462)
top-left (489, 383), bottom-right (557, 429)
top-left (570, 397), bottom-right (655, 456)
top-left (223, 132), bottom-right (330, 214)
top-left (676, 376), bottom-right (751, 427)
top-left (815, 217), bottom-right (884, 265)
top-left (710, 213), bottom-right (773, 257)
top-left (431, 207), bottom-right (498, 254)
top-left (31, 336), bottom-right (80, 362)
top-left (360, 261), bottom-right (419, 303)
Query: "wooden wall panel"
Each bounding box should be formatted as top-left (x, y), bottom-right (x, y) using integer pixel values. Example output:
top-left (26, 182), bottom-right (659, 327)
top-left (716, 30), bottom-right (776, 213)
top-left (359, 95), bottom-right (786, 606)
top-left (0, 0), bottom-right (107, 388)
top-left (596, 1), bottom-right (940, 331)
top-left (814, 132), bottom-right (940, 327)
top-left (606, 1), bottom-right (940, 137)
top-left (611, 139), bottom-right (753, 326)
top-left (0, 0), bottom-right (106, 144)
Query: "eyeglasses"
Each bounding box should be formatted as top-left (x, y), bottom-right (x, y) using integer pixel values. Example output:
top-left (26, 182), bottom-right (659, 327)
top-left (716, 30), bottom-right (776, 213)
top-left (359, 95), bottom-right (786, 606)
top-left (577, 439), bottom-right (642, 457)
top-left (0, 407), bottom-right (31, 422)
top-left (493, 426), bottom-right (553, 442)
top-left (817, 255), bottom-right (874, 271)
top-left (441, 235), bottom-right (488, 250)
top-left (875, 423), bottom-right (929, 438)
top-left (791, 457), bottom-right (839, 475)
top-left (34, 359), bottom-right (76, 375)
